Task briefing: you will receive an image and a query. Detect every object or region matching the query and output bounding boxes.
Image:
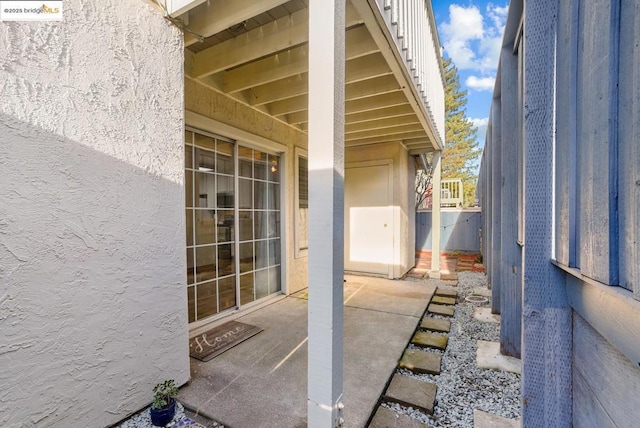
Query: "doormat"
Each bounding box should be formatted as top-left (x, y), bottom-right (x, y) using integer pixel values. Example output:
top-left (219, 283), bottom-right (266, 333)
top-left (189, 321), bottom-right (263, 362)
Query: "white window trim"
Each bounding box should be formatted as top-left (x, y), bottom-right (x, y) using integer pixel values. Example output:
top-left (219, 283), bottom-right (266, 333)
top-left (294, 147), bottom-right (308, 259)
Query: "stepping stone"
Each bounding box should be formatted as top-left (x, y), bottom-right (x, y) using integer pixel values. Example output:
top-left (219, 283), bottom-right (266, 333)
top-left (369, 406), bottom-right (427, 427)
top-left (440, 279), bottom-right (458, 286)
top-left (384, 374), bottom-right (437, 415)
top-left (406, 272), bottom-right (425, 279)
top-left (440, 273), bottom-right (458, 281)
top-left (434, 288), bottom-right (457, 298)
top-left (473, 307), bottom-right (500, 324)
top-left (472, 287), bottom-right (492, 297)
top-left (473, 409), bottom-right (521, 428)
top-left (420, 317), bottom-right (450, 333)
top-left (399, 349), bottom-right (441, 375)
top-left (476, 340), bottom-right (521, 374)
top-left (428, 303), bottom-right (455, 317)
top-left (431, 296), bottom-right (456, 305)
top-left (411, 331), bottom-right (448, 350)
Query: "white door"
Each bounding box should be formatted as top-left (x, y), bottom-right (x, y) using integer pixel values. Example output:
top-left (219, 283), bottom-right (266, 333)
top-left (344, 164), bottom-right (393, 276)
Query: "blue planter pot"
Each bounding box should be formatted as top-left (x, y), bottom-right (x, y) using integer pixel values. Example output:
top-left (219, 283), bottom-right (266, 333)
top-left (150, 398), bottom-right (176, 427)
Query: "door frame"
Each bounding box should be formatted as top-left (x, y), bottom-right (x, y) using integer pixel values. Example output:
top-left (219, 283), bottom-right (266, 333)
top-left (185, 111), bottom-right (289, 333)
top-left (345, 159), bottom-right (394, 279)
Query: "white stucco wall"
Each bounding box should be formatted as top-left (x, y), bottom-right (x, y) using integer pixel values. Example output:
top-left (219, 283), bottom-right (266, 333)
top-left (0, 1), bottom-right (189, 426)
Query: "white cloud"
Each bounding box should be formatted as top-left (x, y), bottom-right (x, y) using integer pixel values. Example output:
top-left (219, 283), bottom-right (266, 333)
top-left (465, 76), bottom-right (495, 91)
top-left (471, 117), bottom-right (489, 139)
top-left (439, 3), bottom-right (508, 73)
top-left (471, 117), bottom-right (489, 127)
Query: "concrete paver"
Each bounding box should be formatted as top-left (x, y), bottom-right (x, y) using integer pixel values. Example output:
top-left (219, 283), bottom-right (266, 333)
top-left (399, 349), bottom-right (441, 375)
top-left (474, 409), bottom-right (521, 428)
top-left (428, 303), bottom-right (455, 317)
top-left (431, 296), bottom-right (456, 305)
top-left (477, 340), bottom-right (522, 375)
top-left (472, 287), bottom-right (492, 297)
top-left (384, 374), bottom-right (437, 414)
top-left (473, 307), bottom-right (500, 324)
top-left (420, 317), bottom-right (451, 333)
top-left (411, 331), bottom-right (448, 350)
top-left (434, 288), bottom-right (458, 298)
top-left (369, 407), bottom-right (427, 427)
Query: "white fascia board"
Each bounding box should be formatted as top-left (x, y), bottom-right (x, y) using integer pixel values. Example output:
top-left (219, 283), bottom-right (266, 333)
top-left (167, 0), bottom-right (206, 17)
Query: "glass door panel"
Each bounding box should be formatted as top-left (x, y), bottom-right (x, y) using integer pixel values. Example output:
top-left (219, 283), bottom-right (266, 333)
top-left (185, 131), bottom-right (281, 324)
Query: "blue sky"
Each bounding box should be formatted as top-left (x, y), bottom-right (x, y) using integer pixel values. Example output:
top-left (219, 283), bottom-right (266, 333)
top-left (432, 1), bottom-right (510, 149)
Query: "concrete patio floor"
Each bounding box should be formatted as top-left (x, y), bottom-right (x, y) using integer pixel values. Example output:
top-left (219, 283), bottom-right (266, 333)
top-left (177, 275), bottom-right (437, 428)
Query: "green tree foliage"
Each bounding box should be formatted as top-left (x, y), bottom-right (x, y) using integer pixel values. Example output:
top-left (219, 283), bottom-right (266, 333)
top-left (442, 58), bottom-right (481, 206)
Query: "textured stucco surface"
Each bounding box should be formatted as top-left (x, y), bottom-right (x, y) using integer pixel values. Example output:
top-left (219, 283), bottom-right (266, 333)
top-left (0, 1), bottom-right (189, 426)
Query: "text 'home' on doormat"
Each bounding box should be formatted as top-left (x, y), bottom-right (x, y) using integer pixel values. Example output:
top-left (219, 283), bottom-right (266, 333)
top-left (189, 321), bottom-right (263, 362)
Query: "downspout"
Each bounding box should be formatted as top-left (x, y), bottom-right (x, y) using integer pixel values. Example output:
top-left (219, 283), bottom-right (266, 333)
top-left (419, 152), bottom-right (431, 171)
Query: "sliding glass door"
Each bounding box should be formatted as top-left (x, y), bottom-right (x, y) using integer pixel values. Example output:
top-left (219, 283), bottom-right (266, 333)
top-left (185, 129), bottom-right (281, 324)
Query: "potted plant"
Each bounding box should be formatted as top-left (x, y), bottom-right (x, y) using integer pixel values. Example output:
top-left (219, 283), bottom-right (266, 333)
top-left (150, 380), bottom-right (179, 427)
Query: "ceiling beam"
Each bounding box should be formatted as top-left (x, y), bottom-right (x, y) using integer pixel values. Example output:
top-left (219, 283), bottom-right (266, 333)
top-left (344, 52), bottom-right (392, 84)
top-left (222, 24), bottom-right (378, 94)
top-left (345, 74), bottom-right (399, 101)
top-left (184, 0), bottom-right (290, 47)
top-left (284, 110), bottom-right (308, 125)
top-left (345, 91), bottom-right (407, 114)
top-left (269, 94), bottom-right (309, 116)
top-left (249, 71), bottom-right (398, 107)
top-left (345, 114), bottom-right (419, 133)
top-left (192, 8), bottom-right (309, 78)
top-left (346, 124), bottom-right (425, 141)
top-left (192, 3), bottom-right (362, 78)
top-left (286, 91), bottom-right (415, 126)
top-left (345, 104), bottom-right (415, 124)
top-left (224, 45), bottom-right (309, 93)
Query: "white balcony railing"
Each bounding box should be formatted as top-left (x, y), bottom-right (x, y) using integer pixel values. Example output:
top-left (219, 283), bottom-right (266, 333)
top-left (374, 0), bottom-right (446, 145)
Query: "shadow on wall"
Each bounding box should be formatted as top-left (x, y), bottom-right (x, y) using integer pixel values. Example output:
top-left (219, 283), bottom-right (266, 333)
top-left (416, 209), bottom-right (482, 252)
top-left (0, 113), bottom-right (189, 427)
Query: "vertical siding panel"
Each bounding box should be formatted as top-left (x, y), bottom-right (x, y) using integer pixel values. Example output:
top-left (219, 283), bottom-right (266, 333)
top-left (521, 0), bottom-right (573, 424)
top-left (554, 0), bottom-right (579, 267)
top-left (618, 1), bottom-right (640, 296)
top-left (485, 125), bottom-right (493, 281)
top-left (500, 48), bottom-right (522, 357)
top-left (491, 101), bottom-right (502, 315)
top-left (576, 0), bottom-right (619, 285)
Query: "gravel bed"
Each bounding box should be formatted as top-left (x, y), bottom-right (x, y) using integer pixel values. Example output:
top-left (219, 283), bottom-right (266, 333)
top-left (115, 402), bottom-right (224, 428)
top-left (386, 271), bottom-right (521, 427)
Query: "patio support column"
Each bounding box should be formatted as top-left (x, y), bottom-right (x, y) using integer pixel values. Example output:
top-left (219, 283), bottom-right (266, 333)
top-left (430, 150), bottom-right (442, 277)
top-left (307, 1), bottom-right (345, 427)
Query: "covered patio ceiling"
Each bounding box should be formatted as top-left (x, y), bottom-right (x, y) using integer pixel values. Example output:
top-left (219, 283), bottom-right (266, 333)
top-left (181, 0), bottom-right (440, 154)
